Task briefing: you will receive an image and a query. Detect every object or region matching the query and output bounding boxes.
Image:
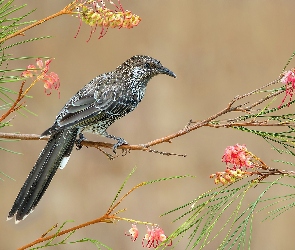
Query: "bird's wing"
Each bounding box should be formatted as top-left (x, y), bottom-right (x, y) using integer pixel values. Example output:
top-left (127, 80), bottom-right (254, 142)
top-left (42, 79), bottom-right (136, 136)
top-left (58, 90), bottom-right (115, 127)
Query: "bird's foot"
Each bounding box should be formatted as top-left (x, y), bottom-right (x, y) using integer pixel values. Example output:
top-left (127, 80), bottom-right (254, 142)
top-left (112, 137), bottom-right (128, 154)
top-left (75, 133), bottom-right (87, 150)
top-left (105, 133), bottom-right (128, 153)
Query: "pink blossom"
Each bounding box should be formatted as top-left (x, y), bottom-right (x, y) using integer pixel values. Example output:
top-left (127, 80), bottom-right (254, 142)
top-left (125, 224), bottom-right (139, 242)
top-left (27, 64), bottom-right (36, 70)
top-left (20, 58), bottom-right (60, 97)
top-left (281, 70), bottom-right (295, 85)
top-left (279, 69), bottom-right (295, 107)
top-left (42, 59), bottom-right (52, 74)
top-left (48, 72), bottom-right (60, 89)
top-left (142, 226), bottom-right (172, 248)
top-left (43, 72), bottom-right (60, 89)
top-left (21, 64), bottom-right (36, 78)
top-left (222, 144), bottom-right (252, 169)
top-left (21, 70), bottom-right (33, 78)
top-left (126, 224), bottom-right (172, 248)
top-left (36, 58), bottom-right (43, 69)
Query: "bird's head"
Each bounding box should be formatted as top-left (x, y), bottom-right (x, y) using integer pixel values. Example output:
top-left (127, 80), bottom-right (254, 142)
top-left (118, 55), bottom-right (176, 84)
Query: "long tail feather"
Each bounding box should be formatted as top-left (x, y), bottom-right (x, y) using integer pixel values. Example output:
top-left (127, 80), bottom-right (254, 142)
top-left (7, 128), bottom-right (79, 223)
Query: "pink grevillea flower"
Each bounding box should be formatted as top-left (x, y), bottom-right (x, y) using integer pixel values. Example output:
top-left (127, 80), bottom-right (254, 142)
top-left (125, 224), bottom-right (139, 242)
top-left (222, 144), bottom-right (252, 169)
top-left (210, 144), bottom-right (254, 185)
top-left (20, 70), bottom-right (33, 78)
top-left (21, 58), bottom-right (60, 97)
top-left (125, 224), bottom-right (172, 248)
top-left (142, 226), bottom-right (172, 248)
top-left (36, 58), bottom-right (43, 69)
top-left (279, 69), bottom-right (295, 107)
top-left (20, 64), bottom-right (36, 78)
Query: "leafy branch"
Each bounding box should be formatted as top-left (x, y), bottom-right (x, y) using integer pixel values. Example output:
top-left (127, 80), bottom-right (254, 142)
top-left (0, 0), bottom-right (141, 44)
top-left (161, 174), bottom-right (295, 249)
top-left (17, 169), bottom-right (191, 250)
top-left (0, 1), bottom-right (76, 43)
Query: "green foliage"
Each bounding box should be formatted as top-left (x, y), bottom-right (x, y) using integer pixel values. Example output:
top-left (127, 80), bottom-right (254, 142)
top-left (25, 168), bottom-right (193, 249)
top-left (0, 0), bottom-right (51, 159)
top-left (0, 0), bottom-right (34, 39)
top-left (160, 60), bottom-right (295, 248)
top-left (110, 166), bottom-right (137, 208)
top-left (0, 169), bottom-right (14, 180)
top-left (0, 0), bottom-right (51, 128)
top-left (161, 176), bottom-right (295, 249)
top-left (29, 221), bottom-right (112, 250)
top-left (233, 98), bottom-right (295, 157)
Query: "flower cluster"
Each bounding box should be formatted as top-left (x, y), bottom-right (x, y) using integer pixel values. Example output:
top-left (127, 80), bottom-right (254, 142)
top-left (80, 5), bottom-right (140, 28)
top-left (211, 144), bottom-right (273, 185)
top-left (210, 144), bottom-right (254, 185)
top-left (76, 0), bottom-right (141, 40)
top-left (21, 58), bottom-right (60, 96)
top-left (125, 224), bottom-right (172, 248)
top-left (222, 144), bottom-right (252, 169)
top-left (210, 168), bottom-right (250, 185)
top-left (279, 68), bottom-right (295, 107)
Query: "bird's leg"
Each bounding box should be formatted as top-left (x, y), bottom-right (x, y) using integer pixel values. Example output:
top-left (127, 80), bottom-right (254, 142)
top-left (75, 133), bottom-right (87, 150)
top-left (104, 132), bottom-right (128, 153)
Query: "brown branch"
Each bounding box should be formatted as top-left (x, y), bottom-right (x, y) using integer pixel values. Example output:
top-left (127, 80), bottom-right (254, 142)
top-left (0, 118), bottom-right (290, 153)
top-left (18, 214), bottom-right (119, 250)
top-left (18, 181), bottom-right (147, 250)
top-left (254, 168), bottom-right (295, 182)
top-left (232, 79), bottom-right (279, 103)
top-left (0, 79), bottom-right (292, 154)
top-left (0, 82), bottom-right (25, 123)
top-left (0, 75), bottom-right (46, 123)
top-left (0, 2), bottom-right (77, 43)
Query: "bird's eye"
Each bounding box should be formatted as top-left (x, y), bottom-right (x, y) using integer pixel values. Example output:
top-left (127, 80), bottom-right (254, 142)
top-left (144, 62), bottom-right (152, 69)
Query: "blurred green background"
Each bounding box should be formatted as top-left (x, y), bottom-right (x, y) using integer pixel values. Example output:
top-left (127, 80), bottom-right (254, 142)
top-left (1, 0), bottom-right (295, 249)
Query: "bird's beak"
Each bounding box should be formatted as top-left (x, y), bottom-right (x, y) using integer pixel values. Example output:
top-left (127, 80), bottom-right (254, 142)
top-left (160, 66), bottom-right (176, 78)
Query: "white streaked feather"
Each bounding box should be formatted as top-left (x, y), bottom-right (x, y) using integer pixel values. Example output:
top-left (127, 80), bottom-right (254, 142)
top-left (59, 156), bottom-right (70, 169)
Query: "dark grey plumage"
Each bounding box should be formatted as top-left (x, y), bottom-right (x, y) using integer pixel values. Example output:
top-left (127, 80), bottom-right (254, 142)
top-left (7, 55), bottom-right (176, 223)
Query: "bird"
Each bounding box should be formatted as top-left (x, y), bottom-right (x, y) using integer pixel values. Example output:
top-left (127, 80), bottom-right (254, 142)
top-left (7, 55), bottom-right (176, 223)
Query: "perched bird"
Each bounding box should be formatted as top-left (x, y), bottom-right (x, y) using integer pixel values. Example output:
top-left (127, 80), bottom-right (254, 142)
top-left (7, 55), bottom-right (176, 223)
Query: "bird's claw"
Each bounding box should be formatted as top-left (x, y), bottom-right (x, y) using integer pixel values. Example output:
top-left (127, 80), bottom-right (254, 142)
top-left (75, 133), bottom-right (86, 150)
top-left (112, 138), bottom-right (128, 154)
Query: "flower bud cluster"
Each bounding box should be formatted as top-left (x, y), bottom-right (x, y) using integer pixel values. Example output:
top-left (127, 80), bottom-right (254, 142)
top-left (210, 169), bottom-right (249, 185)
top-left (79, 3), bottom-right (141, 29)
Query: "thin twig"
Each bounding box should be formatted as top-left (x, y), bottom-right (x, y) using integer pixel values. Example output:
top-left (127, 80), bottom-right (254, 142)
top-left (1, 67), bottom-right (58, 123)
top-left (0, 2), bottom-right (77, 43)
top-left (0, 81), bottom-right (25, 122)
top-left (18, 181), bottom-right (148, 250)
top-left (18, 214), bottom-right (119, 250)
